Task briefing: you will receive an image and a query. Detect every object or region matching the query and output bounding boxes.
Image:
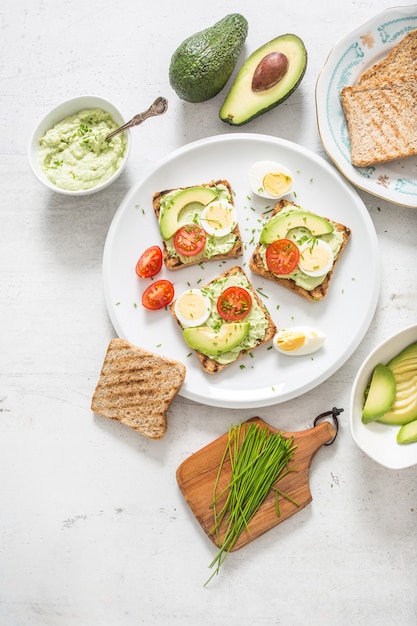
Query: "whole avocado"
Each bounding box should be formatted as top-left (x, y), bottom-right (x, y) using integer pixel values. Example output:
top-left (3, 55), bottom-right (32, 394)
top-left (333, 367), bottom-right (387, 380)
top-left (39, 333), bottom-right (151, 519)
top-left (169, 14), bottom-right (248, 103)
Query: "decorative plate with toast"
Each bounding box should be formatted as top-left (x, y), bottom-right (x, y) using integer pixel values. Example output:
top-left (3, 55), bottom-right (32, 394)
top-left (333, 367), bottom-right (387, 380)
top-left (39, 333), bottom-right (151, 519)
top-left (316, 4), bottom-right (417, 208)
top-left (103, 133), bottom-right (379, 408)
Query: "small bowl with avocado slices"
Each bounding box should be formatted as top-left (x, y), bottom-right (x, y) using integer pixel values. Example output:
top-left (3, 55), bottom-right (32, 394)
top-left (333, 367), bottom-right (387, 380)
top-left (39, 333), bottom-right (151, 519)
top-left (28, 95), bottom-right (131, 195)
top-left (350, 324), bottom-right (417, 469)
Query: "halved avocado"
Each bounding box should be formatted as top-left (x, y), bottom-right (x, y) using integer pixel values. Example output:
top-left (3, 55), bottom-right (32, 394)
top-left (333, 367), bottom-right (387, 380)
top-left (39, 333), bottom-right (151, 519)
top-left (259, 209), bottom-right (334, 245)
top-left (159, 186), bottom-right (219, 240)
top-left (219, 33), bottom-right (307, 126)
top-left (183, 322), bottom-right (250, 356)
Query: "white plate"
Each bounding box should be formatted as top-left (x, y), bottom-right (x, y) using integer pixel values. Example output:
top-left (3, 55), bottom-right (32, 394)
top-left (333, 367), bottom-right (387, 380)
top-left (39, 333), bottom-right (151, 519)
top-left (316, 4), bottom-right (417, 208)
top-left (103, 133), bottom-right (380, 409)
top-left (350, 324), bottom-right (417, 470)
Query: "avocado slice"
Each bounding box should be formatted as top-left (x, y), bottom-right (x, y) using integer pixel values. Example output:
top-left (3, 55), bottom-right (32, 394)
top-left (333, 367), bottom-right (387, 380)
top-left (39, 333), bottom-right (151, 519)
top-left (259, 209), bottom-right (334, 245)
top-left (169, 14), bottom-right (248, 103)
top-left (159, 186), bottom-right (219, 240)
top-left (397, 419), bottom-right (417, 444)
top-left (219, 34), bottom-right (307, 126)
top-left (361, 363), bottom-right (396, 424)
top-left (377, 343), bottom-right (417, 425)
top-left (183, 322), bottom-right (250, 356)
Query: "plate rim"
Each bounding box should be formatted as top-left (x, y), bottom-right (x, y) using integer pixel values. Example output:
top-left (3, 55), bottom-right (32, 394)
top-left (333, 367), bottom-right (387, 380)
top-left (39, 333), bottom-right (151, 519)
top-left (103, 132), bottom-right (381, 409)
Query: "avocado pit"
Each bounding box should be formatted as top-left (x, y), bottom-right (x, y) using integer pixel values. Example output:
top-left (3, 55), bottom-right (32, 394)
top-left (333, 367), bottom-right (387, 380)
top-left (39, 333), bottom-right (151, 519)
top-left (252, 52), bottom-right (289, 92)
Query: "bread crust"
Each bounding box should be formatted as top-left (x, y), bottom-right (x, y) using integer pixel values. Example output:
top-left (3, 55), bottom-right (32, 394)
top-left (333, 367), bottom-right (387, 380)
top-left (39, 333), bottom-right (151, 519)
top-left (91, 339), bottom-right (186, 439)
top-left (170, 266), bottom-right (277, 374)
top-left (248, 200), bottom-right (351, 301)
top-left (153, 179), bottom-right (243, 270)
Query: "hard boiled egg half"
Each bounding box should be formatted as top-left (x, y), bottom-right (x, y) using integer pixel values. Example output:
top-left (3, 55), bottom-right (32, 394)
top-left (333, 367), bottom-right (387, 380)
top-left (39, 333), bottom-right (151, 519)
top-left (298, 239), bottom-right (334, 277)
top-left (174, 288), bottom-right (211, 328)
top-left (273, 326), bottom-right (326, 356)
top-left (248, 160), bottom-right (293, 199)
top-left (199, 199), bottom-right (237, 237)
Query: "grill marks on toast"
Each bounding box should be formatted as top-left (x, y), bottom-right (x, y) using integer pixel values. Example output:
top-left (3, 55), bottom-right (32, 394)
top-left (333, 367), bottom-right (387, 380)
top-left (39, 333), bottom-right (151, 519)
top-left (341, 80), bottom-right (417, 166)
top-left (340, 29), bottom-right (417, 167)
top-left (91, 339), bottom-right (186, 439)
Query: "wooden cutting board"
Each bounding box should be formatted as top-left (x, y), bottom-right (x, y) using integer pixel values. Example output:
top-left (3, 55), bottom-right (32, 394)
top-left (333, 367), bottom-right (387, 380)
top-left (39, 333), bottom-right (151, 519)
top-left (176, 416), bottom-right (336, 551)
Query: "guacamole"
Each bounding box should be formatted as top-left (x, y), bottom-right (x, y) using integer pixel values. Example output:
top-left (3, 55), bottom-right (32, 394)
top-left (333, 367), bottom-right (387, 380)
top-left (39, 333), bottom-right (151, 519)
top-left (259, 225), bottom-right (344, 291)
top-left (38, 108), bottom-right (127, 191)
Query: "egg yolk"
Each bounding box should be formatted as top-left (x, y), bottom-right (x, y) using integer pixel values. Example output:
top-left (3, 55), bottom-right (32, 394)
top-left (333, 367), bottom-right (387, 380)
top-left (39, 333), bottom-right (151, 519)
top-left (176, 292), bottom-right (207, 323)
top-left (276, 331), bottom-right (306, 352)
top-left (299, 243), bottom-right (330, 274)
top-left (262, 172), bottom-right (292, 197)
top-left (203, 203), bottom-right (233, 233)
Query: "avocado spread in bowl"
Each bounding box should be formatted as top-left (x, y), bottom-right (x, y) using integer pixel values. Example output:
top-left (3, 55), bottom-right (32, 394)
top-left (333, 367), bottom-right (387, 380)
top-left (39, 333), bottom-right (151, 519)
top-left (29, 95), bottom-right (130, 195)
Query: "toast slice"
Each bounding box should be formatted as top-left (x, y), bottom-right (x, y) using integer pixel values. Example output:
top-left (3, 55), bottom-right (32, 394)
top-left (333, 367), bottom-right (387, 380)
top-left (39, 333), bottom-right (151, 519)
top-left (153, 179), bottom-right (243, 270)
top-left (340, 78), bottom-right (417, 167)
top-left (249, 200), bottom-right (351, 301)
top-left (340, 29), bottom-right (417, 167)
top-left (357, 29), bottom-right (417, 88)
top-left (170, 266), bottom-right (276, 374)
top-left (91, 338), bottom-right (186, 439)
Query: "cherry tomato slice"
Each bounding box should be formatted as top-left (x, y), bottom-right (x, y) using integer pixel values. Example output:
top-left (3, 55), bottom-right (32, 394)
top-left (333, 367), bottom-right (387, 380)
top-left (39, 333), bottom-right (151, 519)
top-left (142, 280), bottom-right (174, 310)
top-left (173, 224), bottom-right (206, 257)
top-left (135, 245), bottom-right (163, 278)
top-left (217, 286), bottom-right (252, 322)
top-left (265, 239), bottom-right (300, 275)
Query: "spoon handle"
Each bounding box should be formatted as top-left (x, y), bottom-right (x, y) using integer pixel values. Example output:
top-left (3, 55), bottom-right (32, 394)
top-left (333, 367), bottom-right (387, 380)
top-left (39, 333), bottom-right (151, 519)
top-left (106, 96), bottom-right (168, 141)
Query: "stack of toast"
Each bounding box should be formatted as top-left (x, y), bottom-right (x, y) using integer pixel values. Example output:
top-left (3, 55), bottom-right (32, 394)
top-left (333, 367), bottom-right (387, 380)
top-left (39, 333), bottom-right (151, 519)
top-left (340, 29), bottom-right (417, 167)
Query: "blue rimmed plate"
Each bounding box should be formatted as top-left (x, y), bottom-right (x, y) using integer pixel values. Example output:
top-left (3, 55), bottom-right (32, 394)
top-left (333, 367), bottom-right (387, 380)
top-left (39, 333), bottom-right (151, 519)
top-left (316, 4), bottom-right (417, 208)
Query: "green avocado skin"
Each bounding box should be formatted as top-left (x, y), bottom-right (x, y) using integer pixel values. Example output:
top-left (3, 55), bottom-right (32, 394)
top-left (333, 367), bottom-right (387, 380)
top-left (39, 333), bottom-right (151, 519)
top-left (169, 14), bottom-right (248, 103)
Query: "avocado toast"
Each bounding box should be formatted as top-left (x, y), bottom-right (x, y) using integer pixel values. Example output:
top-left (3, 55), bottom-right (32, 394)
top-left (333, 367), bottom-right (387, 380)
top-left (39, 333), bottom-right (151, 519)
top-left (153, 179), bottom-right (243, 270)
top-left (249, 199), bottom-right (351, 301)
top-left (170, 266), bottom-right (276, 373)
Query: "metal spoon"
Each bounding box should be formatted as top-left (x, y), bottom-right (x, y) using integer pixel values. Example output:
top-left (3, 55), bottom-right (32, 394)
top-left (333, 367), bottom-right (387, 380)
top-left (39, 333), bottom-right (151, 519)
top-left (105, 96), bottom-right (168, 141)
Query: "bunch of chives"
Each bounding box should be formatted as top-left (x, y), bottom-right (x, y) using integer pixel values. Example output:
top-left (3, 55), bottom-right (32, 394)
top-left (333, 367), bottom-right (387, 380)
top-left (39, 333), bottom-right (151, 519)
top-left (205, 422), bottom-right (297, 585)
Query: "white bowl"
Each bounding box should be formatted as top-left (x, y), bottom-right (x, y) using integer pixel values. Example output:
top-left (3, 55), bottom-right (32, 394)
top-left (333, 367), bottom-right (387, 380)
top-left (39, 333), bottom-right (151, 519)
top-left (350, 324), bottom-right (417, 470)
top-left (28, 95), bottom-right (131, 196)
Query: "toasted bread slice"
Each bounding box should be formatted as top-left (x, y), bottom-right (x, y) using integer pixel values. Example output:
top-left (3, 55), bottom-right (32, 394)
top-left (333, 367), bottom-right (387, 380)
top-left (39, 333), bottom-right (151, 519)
top-left (249, 200), bottom-right (351, 301)
top-left (358, 29), bottom-right (417, 88)
top-left (170, 266), bottom-right (276, 374)
top-left (152, 179), bottom-right (243, 270)
top-left (340, 29), bottom-right (417, 166)
top-left (91, 339), bottom-right (186, 439)
top-left (340, 78), bottom-right (417, 167)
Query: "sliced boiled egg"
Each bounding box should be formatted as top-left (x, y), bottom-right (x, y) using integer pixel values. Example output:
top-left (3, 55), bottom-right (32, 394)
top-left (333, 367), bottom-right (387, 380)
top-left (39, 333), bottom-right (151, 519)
top-left (248, 160), bottom-right (293, 199)
top-left (298, 239), bottom-right (334, 277)
top-left (273, 327), bottom-right (326, 356)
top-left (174, 288), bottom-right (211, 328)
top-left (199, 199), bottom-right (237, 238)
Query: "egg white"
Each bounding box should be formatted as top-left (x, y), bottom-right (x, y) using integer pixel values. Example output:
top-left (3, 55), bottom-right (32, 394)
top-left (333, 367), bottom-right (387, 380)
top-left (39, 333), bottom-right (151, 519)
top-left (199, 199), bottom-right (237, 237)
top-left (248, 160), bottom-right (293, 199)
top-left (174, 289), bottom-right (211, 328)
top-left (273, 326), bottom-right (326, 356)
top-left (298, 239), bottom-right (334, 277)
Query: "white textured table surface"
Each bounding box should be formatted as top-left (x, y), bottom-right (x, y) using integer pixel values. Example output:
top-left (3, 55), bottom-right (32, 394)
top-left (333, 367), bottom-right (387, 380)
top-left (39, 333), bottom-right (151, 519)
top-left (1, 1), bottom-right (417, 625)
